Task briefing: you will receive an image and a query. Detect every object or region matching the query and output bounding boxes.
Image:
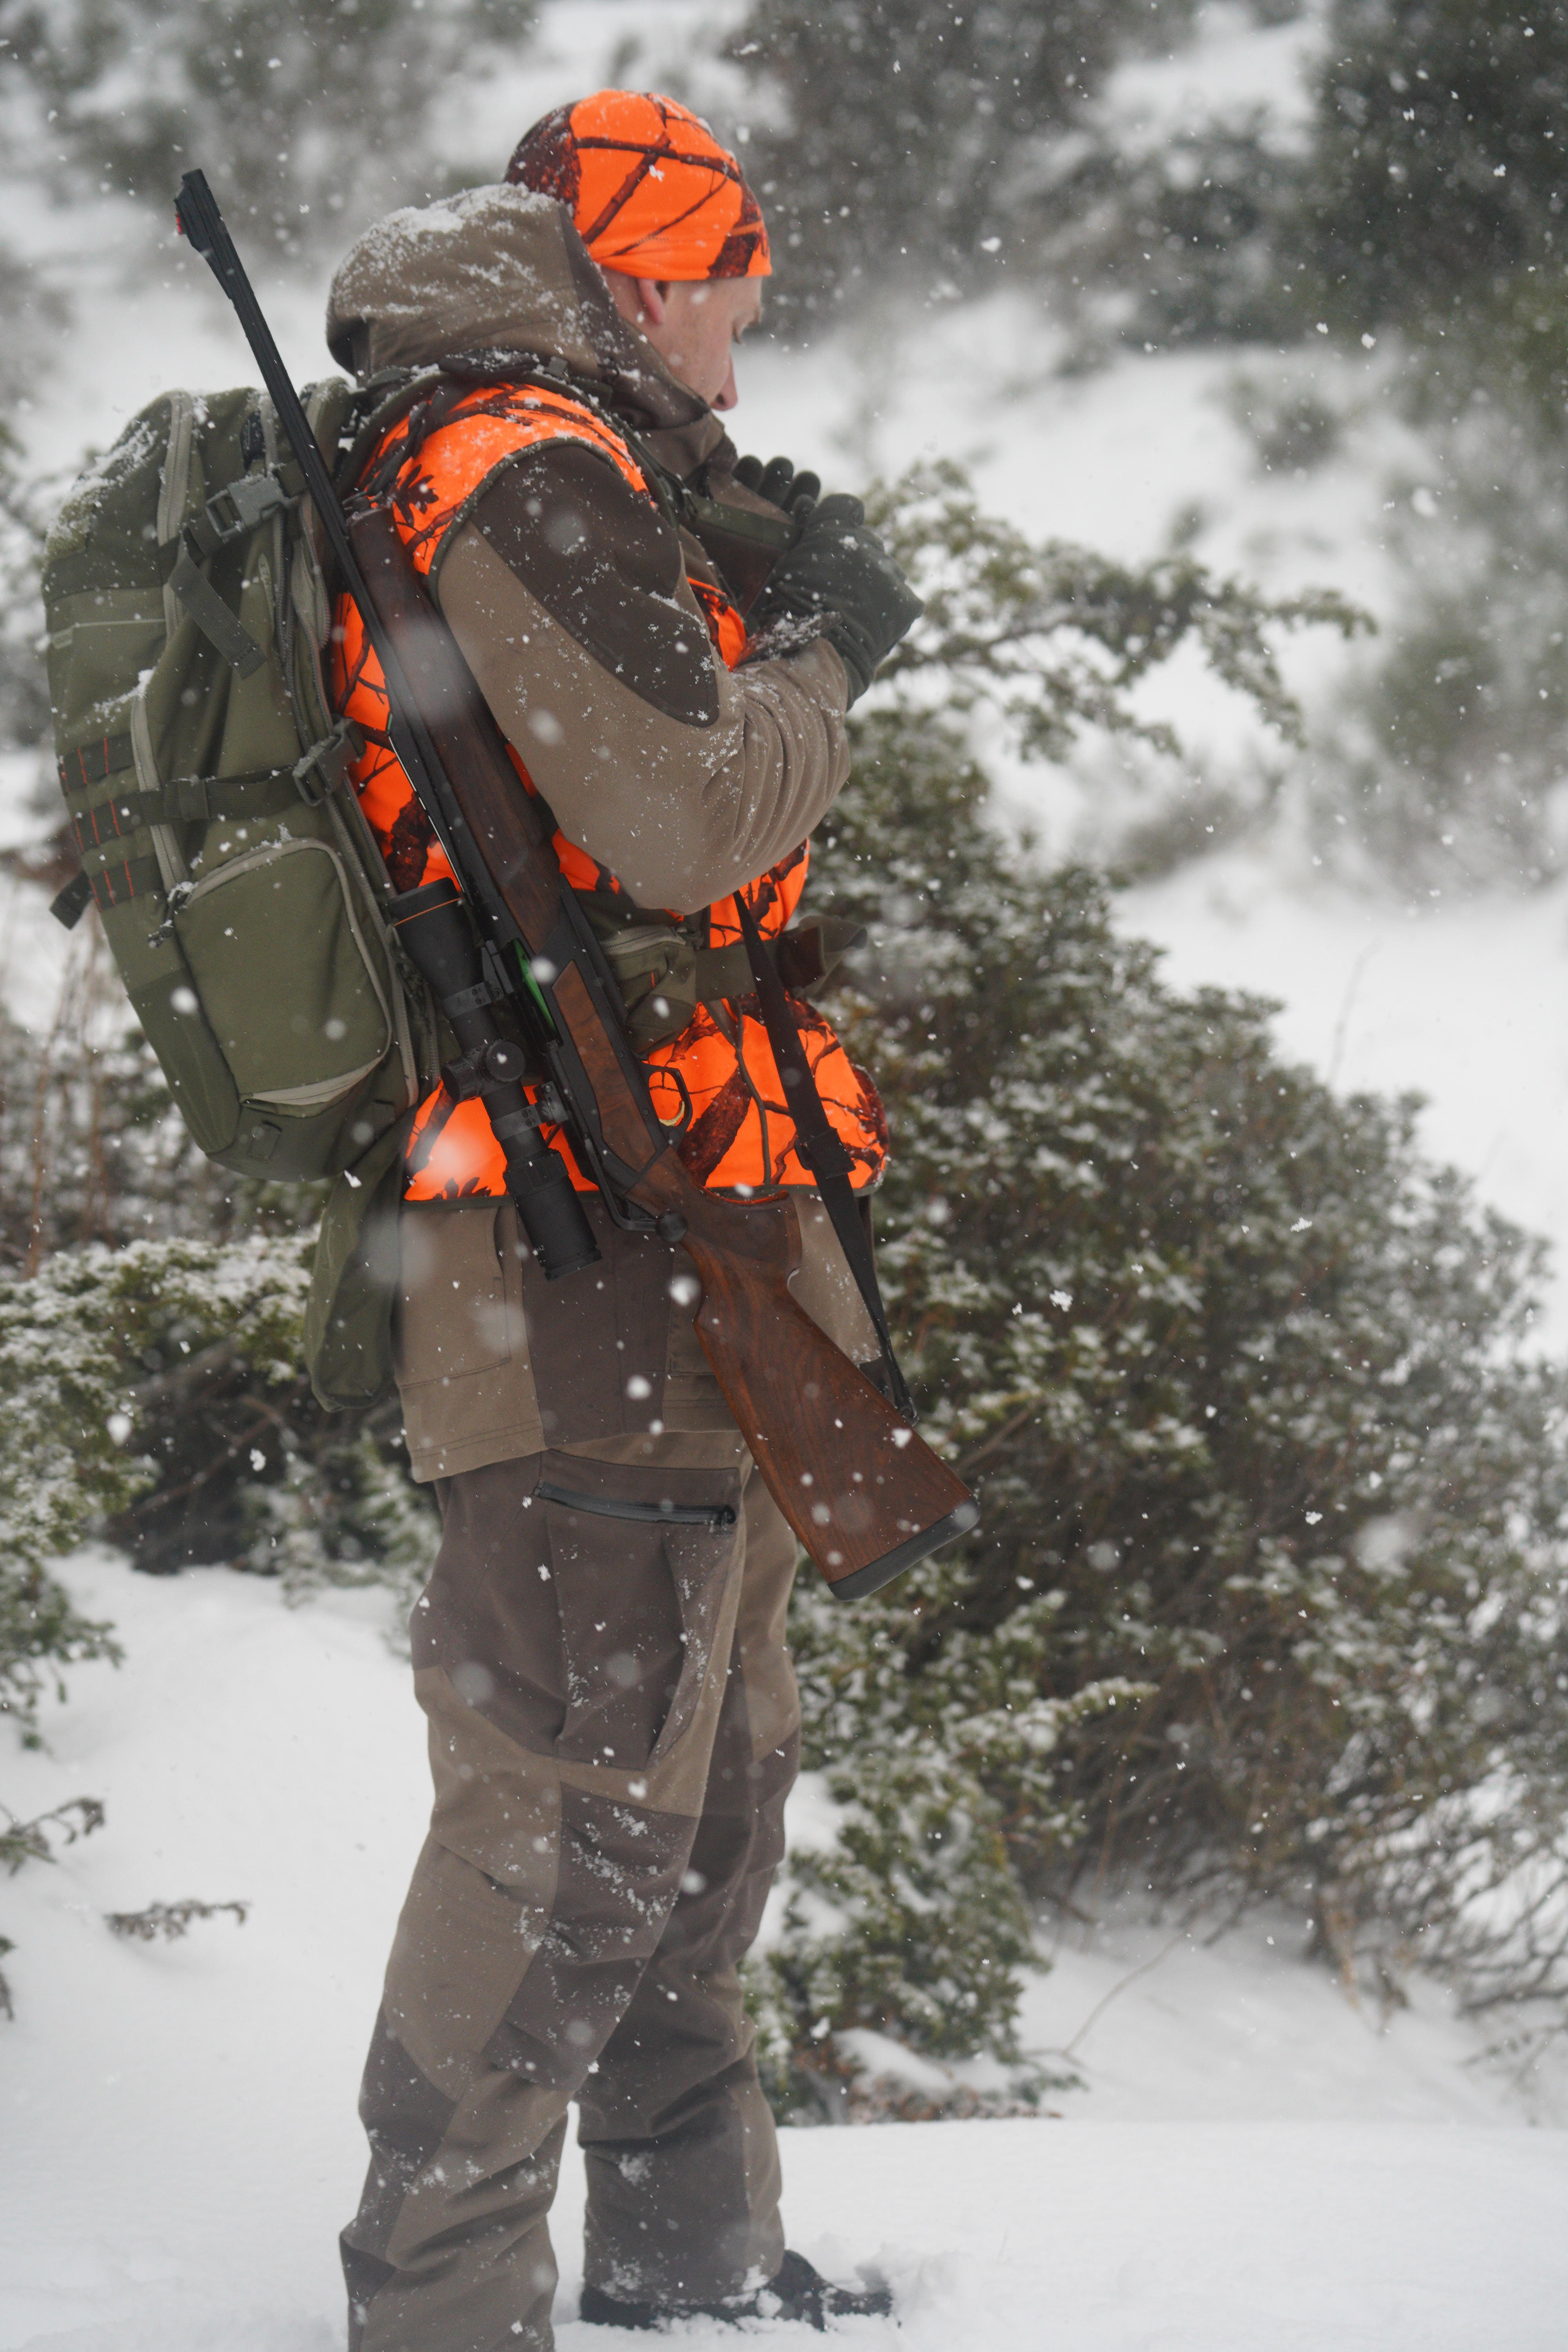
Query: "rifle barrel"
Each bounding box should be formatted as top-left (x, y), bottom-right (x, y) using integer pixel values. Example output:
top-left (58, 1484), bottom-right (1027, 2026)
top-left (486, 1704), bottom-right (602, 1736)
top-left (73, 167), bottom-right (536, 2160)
top-left (175, 172), bottom-right (487, 930)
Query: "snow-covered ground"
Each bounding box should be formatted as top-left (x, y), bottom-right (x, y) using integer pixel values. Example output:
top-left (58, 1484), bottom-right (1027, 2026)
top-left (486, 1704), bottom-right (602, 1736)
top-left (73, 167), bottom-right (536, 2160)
top-left (2, 1554), bottom-right (1565, 2352)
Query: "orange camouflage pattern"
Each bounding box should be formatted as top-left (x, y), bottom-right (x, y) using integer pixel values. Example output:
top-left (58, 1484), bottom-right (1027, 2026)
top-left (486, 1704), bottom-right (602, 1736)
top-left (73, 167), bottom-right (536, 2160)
top-left (506, 91), bottom-right (771, 282)
top-left (332, 384), bottom-right (886, 1202)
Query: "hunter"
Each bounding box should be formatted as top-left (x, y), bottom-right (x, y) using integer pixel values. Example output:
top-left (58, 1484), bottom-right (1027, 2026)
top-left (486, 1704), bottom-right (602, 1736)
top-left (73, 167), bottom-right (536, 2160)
top-left (327, 90), bottom-right (920, 2350)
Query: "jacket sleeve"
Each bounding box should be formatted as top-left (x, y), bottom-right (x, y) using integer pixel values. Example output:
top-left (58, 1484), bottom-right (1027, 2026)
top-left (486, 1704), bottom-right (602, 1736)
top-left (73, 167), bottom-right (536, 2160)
top-left (432, 441), bottom-right (851, 915)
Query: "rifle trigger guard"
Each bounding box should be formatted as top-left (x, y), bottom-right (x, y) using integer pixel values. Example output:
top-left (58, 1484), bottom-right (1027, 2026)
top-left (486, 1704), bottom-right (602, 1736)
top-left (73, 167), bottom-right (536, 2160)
top-left (649, 1061), bottom-right (693, 1141)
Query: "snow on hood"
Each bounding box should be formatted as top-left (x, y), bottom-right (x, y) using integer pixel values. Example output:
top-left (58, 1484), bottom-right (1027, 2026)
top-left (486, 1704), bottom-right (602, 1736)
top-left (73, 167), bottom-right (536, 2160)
top-left (324, 183), bottom-right (725, 474)
top-left (325, 183), bottom-right (606, 381)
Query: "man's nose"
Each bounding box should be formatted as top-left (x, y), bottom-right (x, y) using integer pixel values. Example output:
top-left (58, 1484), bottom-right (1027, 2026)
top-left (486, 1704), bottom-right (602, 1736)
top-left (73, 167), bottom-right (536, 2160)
top-left (712, 355), bottom-right (739, 412)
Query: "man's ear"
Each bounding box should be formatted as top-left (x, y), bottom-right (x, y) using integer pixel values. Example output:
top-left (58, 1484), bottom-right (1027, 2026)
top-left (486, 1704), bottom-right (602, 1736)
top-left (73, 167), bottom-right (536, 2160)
top-left (633, 278), bottom-right (668, 326)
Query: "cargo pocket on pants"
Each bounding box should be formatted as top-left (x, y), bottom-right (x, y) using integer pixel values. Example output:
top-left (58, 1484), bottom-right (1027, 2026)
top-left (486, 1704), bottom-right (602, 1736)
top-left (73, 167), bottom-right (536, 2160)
top-left (536, 1472), bottom-right (742, 1775)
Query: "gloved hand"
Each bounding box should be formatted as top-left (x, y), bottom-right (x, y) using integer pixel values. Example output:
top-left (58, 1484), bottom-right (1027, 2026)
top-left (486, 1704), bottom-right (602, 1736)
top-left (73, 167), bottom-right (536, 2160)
top-left (731, 451), bottom-right (822, 518)
top-left (748, 490), bottom-right (924, 703)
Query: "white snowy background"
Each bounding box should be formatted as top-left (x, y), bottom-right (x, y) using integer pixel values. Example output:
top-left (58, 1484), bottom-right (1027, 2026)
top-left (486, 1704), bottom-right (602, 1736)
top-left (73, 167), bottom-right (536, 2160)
top-left (3, 3), bottom-right (1567, 2347)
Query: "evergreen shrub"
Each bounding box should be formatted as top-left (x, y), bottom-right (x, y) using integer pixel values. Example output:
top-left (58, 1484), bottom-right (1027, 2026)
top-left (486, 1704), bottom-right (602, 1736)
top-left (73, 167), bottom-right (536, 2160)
top-left (1314, 405), bottom-right (1568, 887)
top-left (745, 486), bottom-right (1568, 2113)
top-left (726, 0), bottom-right (1186, 320)
top-left (1304, 0), bottom-right (1568, 366)
top-left (0, 422), bottom-right (53, 761)
top-left (0, 1230), bottom-right (436, 1628)
top-left (0, 0), bottom-right (537, 242)
top-left (0, 985), bottom-right (435, 1750)
top-left (0, 1002), bottom-right (435, 2000)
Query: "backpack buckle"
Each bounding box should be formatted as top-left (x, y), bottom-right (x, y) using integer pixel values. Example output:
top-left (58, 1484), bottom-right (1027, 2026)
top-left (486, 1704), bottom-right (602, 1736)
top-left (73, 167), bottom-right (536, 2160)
top-left (199, 469), bottom-right (292, 547)
top-left (292, 720), bottom-right (361, 804)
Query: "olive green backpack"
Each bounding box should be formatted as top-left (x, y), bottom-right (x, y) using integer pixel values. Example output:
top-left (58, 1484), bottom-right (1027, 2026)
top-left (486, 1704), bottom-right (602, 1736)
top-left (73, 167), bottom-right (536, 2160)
top-left (42, 379), bottom-right (430, 1188)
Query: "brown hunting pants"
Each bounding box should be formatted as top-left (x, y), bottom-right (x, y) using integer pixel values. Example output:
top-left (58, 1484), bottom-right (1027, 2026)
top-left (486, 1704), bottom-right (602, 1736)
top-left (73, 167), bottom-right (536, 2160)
top-left (340, 1429), bottom-right (800, 2352)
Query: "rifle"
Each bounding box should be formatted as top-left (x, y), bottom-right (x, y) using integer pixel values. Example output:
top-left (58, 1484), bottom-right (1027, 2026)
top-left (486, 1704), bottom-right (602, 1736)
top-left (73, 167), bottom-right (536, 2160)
top-left (173, 170), bottom-right (978, 1600)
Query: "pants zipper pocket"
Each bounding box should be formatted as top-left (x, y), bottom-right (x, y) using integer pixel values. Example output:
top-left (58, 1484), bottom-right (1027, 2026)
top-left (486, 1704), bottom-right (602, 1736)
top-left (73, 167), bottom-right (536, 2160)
top-left (534, 1479), bottom-right (738, 1531)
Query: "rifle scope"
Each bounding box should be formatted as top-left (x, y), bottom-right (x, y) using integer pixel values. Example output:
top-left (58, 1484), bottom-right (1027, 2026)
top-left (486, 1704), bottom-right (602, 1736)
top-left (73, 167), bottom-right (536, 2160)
top-left (391, 879), bottom-right (600, 1280)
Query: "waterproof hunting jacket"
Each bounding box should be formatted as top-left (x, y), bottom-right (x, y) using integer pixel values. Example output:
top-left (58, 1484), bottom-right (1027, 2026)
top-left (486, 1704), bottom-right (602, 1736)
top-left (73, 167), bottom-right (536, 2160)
top-left (325, 183), bottom-right (887, 1205)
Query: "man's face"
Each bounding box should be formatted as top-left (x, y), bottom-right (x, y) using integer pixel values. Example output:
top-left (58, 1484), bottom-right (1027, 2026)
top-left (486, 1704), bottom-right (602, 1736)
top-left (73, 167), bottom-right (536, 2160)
top-left (606, 273), bottom-right (763, 412)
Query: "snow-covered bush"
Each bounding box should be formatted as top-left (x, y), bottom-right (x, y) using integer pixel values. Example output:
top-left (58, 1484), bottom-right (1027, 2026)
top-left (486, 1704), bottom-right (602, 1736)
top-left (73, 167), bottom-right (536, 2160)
top-left (0, 944), bottom-right (247, 1272)
top-left (1314, 405), bottom-right (1568, 888)
top-left (871, 458), bottom-right (1362, 760)
top-left (726, 0), bottom-right (1177, 320)
top-left (4, 446), bottom-right (1563, 2099)
top-left (0, 1562), bottom-right (119, 1753)
top-left (0, 1230), bottom-right (437, 1738)
top-left (991, 0), bottom-right (1568, 395)
top-left (1039, 113), bottom-right (1315, 357)
top-left (0, 0), bottom-right (538, 243)
top-left (0, 420), bottom-right (53, 762)
top-left (751, 1628), bottom-right (1147, 2120)
top-left (746, 695), bottom-right (1568, 2109)
top-left (1303, 0), bottom-right (1568, 383)
top-left (0, 1020), bottom-right (433, 2000)
top-left (85, 1234), bottom-right (436, 1598)
top-left (0, 1795), bottom-right (104, 2014)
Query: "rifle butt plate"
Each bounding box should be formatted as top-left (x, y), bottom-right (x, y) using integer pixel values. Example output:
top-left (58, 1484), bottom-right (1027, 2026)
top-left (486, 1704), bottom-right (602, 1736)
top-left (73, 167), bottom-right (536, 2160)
top-left (826, 1497), bottom-right (981, 1603)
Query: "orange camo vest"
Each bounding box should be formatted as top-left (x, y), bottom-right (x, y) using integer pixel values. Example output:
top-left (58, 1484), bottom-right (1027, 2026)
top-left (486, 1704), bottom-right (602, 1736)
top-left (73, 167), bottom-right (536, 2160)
top-left (331, 380), bottom-right (888, 1203)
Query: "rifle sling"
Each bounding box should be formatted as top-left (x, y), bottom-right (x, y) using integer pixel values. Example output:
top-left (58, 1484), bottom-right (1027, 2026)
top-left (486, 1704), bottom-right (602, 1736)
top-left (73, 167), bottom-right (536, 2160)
top-left (732, 890), bottom-right (915, 1423)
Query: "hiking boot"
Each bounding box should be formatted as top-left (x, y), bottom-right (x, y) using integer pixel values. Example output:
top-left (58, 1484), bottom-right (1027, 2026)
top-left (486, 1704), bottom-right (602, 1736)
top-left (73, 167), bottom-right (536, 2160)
top-left (578, 2249), bottom-right (894, 2330)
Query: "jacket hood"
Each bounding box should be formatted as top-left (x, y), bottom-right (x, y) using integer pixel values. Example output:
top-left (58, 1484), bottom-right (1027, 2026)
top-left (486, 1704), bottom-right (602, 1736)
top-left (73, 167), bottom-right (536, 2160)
top-left (325, 183), bottom-right (728, 479)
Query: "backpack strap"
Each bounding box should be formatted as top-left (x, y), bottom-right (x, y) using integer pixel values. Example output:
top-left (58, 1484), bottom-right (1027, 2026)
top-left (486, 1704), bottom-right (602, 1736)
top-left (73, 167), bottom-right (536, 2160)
top-left (49, 872), bottom-right (94, 931)
top-left (51, 726), bottom-right (363, 927)
top-left (61, 848), bottom-right (165, 918)
top-left (69, 771), bottom-right (308, 839)
top-left (58, 722), bottom-right (359, 831)
top-left (167, 469), bottom-right (301, 678)
top-left (168, 543), bottom-right (267, 677)
top-left (596, 914), bottom-right (868, 1051)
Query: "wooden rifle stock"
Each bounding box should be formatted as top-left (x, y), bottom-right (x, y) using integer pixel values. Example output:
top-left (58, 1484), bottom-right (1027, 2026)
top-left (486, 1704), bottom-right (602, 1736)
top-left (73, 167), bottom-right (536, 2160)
top-left (348, 504), bottom-right (978, 1599)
